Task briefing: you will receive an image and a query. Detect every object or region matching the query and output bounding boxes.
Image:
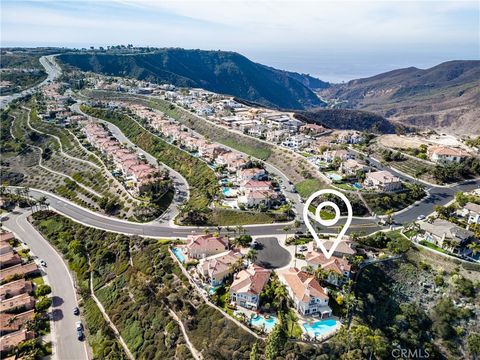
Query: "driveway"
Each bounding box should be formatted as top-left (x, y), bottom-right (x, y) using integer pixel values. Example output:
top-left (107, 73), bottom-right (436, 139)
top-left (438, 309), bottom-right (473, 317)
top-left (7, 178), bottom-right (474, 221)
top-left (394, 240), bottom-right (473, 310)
top-left (254, 236), bottom-right (291, 269)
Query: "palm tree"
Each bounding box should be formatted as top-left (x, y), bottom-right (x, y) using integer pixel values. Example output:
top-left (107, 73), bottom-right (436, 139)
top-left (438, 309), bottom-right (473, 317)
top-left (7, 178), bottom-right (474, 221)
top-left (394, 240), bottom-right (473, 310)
top-left (273, 284), bottom-right (289, 313)
top-left (285, 310), bottom-right (298, 337)
top-left (442, 239), bottom-right (453, 251)
top-left (467, 242), bottom-right (480, 255)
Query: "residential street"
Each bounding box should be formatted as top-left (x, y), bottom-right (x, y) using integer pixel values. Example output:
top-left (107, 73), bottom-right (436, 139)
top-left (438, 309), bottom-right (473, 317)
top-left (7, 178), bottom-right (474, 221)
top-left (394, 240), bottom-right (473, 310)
top-left (2, 208), bottom-right (90, 360)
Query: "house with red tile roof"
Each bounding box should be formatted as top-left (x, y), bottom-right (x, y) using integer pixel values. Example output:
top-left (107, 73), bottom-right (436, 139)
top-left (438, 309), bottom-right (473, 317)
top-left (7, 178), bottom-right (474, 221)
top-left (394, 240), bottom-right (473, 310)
top-left (0, 279), bottom-right (33, 300)
top-left (0, 232), bottom-right (15, 243)
top-left (0, 329), bottom-right (35, 353)
top-left (0, 310), bottom-right (35, 333)
top-left (427, 146), bottom-right (471, 163)
top-left (0, 263), bottom-right (39, 282)
top-left (185, 234), bottom-right (229, 259)
top-left (278, 268), bottom-right (332, 318)
top-left (305, 251), bottom-right (351, 286)
top-left (230, 264), bottom-right (270, 310)
top-left (0, 293), bottom-right (35, 313)
top-left (237, 168), bottom-right (266, 182)
top-left (0, 251), bottom-right (22, 268)
top-left (196, 251), bottom-right (242, 286)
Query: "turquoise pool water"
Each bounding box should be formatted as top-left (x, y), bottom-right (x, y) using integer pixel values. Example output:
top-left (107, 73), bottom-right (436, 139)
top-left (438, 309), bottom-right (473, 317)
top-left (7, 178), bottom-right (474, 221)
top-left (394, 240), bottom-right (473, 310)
top-left (172, 247), bottom-right (186, 263)
top-left (328, 173), bottom-right (342, 181)
top-left (353, 182), bottom-right (363, 189)
top-left (303, 319), bottom-right (338, 337)
top-left (250, 315), bottom-right (277, 332)
top-left (209, 285), bottom-right (221, 295)
top-left (222, 187), bottom-right (235, 197)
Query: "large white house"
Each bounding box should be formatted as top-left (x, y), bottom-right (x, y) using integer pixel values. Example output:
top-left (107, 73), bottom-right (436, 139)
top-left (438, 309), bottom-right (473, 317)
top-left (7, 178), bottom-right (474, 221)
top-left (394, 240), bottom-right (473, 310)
top-left (230, 264), bottom-right (270, 310)
top-left (278, 268), bottom-right (332, 318)
top-left (427, 146), bottom-right (470, 163)
top-left (461, 202), bottom-right (480, 225)
top-left (364, 170), bottom-right (402, 192)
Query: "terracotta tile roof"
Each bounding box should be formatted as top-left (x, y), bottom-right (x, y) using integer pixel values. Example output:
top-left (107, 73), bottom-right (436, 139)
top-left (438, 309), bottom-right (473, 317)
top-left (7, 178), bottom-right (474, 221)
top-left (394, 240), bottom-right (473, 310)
top-left (0, 329), bottom-right (35, 352)
top-left (280, 268), bottom-right (328, 303)
top-left (0, 293), bottom-right (35, 313)
top-left (0, 279), bottom-right (33, 300)
top-left (428, 146), bottom-right (470, 157)
top-left (200, 251), bottom-right (241, 277)
top-left (186, 234), bottom-right (228, 251)
top-left (0, 232), bottom-right (15, 243)
top-left (0, 263), bottom-right (38, 282)
top-left (230, 264), bottom-right (270, 295)
top-left (0, 310), bottom-right (35, 332)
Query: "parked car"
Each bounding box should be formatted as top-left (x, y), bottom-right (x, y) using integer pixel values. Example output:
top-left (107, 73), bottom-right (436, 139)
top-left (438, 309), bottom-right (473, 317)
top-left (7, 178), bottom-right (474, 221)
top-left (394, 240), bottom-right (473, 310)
top-left (298, 245), bottom-right (308, 252)
top-left (40, 260), bottom-right (47, 267)
top-left (77, 329), bottom-right (84, 341)
top-left (417, 214), bottom-right (426, 220)
top-left (73, 307), bottom-right (80, 316)
top-left (75, 321), bottom-right (83, 331)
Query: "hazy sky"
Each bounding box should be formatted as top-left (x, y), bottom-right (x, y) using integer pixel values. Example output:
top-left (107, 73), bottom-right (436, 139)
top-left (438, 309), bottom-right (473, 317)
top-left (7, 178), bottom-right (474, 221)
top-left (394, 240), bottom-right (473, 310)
top-left (1, 0), bottom-right (479, 82)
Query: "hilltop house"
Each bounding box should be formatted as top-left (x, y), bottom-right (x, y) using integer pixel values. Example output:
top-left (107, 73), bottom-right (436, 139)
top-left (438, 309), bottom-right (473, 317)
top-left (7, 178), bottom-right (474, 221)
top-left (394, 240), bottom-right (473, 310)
top-left (417, 219), bottom-right (474, 254)
top-left (278, 268), bottom-right (332, 318)
top-left (364, 170), bottom-right (402, 192)
top-left (427, 146), bottom-right (470, 163)
top-left (196, 251), bottom-right (242, 286)
top-left (237, 168), bottom-right (266, 182)
top-left (230, 264), bottom-right (270, 310)
top-left (185, 234), bottom-right (229, 259)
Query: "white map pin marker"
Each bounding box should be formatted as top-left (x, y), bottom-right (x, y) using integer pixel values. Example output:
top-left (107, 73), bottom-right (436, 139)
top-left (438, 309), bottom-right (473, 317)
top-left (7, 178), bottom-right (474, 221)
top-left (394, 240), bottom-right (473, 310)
top-left (303, 189), bottom-right (353, 259)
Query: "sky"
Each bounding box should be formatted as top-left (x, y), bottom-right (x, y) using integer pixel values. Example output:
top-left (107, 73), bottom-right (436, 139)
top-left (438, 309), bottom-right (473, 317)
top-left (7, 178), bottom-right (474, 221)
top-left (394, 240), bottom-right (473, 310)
top-left (1, 0), bottom-right (479, 82)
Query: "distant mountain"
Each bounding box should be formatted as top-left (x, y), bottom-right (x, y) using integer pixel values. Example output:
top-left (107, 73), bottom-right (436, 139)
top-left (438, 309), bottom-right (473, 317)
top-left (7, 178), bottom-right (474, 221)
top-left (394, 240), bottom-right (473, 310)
top-left (57, 49), bottom-right (326, 110)
top-left (318, 60), bottom-right (480, 135)
top-left (294, 108), bottom-right (396, 133)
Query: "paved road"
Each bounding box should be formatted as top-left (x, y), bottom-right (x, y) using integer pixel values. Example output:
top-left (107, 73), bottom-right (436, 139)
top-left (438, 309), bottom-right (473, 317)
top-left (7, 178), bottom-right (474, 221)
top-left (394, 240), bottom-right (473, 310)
top-left (0, 55), bottom-right (62, 109)
top-left (254, 236), bottom-right (291, 269)
top-left (349, 148), bottom-right (480, 223)
top-left (2, 208), bottom-right (89, 360)
top-left (22, 188), bottom-right (380, 237)
top-left (71, 103), bottom-right (189, 223)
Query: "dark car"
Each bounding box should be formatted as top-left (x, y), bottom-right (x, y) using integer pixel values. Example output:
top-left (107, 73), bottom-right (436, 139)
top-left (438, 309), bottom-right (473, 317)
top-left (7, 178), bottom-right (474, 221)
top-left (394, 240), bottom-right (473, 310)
top-left (73, 307), bottom-right (80, 315)
top-left (77, 329), bottom-right (84, 341)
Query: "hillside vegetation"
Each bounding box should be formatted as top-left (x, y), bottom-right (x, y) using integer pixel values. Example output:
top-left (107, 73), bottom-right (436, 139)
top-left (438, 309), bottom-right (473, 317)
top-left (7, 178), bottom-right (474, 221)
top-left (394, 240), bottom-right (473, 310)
top-left (58, 49), bottom-right (324, 109)
top-left (319, 60), bottom-right (480, 135)
top-left (294, 108), bottom-right (396, 133)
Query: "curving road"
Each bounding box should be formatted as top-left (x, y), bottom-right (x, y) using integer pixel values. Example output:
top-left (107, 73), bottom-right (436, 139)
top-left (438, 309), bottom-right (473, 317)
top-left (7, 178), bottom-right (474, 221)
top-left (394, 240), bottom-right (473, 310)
top-left (70, 102), bottom-right (189, 223)
top-left (2, 208), bottom-right (89, 360)
top-left (0, 55), bottom-right (62, 109)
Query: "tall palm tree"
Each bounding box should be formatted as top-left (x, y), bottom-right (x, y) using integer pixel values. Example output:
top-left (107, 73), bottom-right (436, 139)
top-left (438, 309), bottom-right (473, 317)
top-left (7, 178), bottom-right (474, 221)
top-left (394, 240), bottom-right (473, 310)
top-left (467, 242), bottom-right (480, 255)
top-left (273, 284), bottom-right (289, 313)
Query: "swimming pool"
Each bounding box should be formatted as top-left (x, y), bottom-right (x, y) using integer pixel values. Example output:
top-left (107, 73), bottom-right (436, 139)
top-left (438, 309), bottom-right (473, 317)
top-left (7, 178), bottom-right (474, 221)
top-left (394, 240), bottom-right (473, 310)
top-left (250, 314), bottom-right (277, 332)
top-left (327, 173), bottom-right (342, 181)
top-left (172, 247), bottom-right (186, 263)
top-left (353, 182), bottom-right (363, 189)
top-left (303, 319), bottom-right (338, 337)
top-left (222, 187), bottom-right (236, 197)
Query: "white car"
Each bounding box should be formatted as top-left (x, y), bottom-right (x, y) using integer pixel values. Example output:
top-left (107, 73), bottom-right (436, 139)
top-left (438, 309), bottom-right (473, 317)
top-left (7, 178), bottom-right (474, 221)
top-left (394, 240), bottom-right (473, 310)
top-left (40, 260), bottom-right (47, 267)
top-left (417, 215), bottom-right (426, 221)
